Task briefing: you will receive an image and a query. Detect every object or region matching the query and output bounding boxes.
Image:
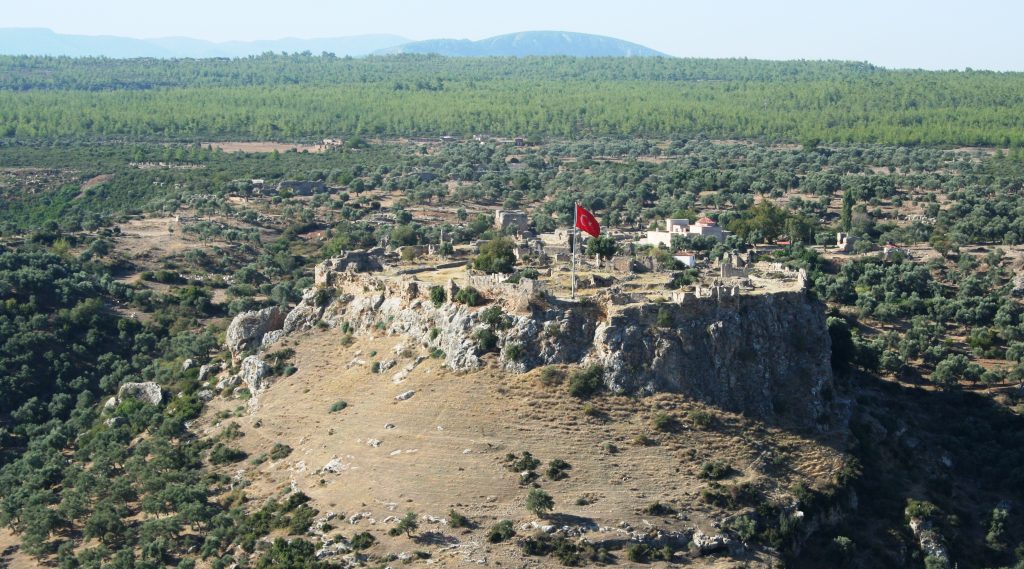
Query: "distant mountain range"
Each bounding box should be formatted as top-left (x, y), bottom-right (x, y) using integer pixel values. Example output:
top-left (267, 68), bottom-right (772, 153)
top-left (0, 28), bottom-right (410, 58)
top-left (377, 31), bottom-right (665, 57)
top-left (0, 29), bottom-right (665, 58)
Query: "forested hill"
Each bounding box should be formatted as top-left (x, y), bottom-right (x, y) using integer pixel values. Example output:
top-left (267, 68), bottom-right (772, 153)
top-left (0, 54), bottom-right (879, 89)
top-left (378, 31), bottom-right (665, 57)
top-left (1, 54), bottom-right (1024, 145)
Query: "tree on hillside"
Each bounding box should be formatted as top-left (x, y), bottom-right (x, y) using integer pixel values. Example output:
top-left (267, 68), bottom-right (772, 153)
top-left (586, 235), bottom-right (619, 265)
top-left (474, 237), bottom-right (517, 274)
top-left (525, 488), bottom-right (554, 518)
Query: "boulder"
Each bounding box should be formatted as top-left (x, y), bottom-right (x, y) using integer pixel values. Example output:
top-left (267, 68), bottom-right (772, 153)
top-left (237, 356), bottom-right (272, 394)
top-left (196, 389), bottom-right (215, 401)
top-left (226, 306), bottom-right (284, 361)
top-left (197, 362), bottom-right (221, 383)
top-left (182, 358), bottom-right (194, 371)
top-left (117, 382), bottom-right (163, 406)
top-left (104, 417), bottom-right (127, 428)
top-left (216, 375), bottom-right (241, 391)
top-left (395, 390), bottom-right (416, 401)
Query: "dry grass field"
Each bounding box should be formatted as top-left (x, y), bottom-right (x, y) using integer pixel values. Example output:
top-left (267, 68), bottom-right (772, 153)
top-left (197, 326), bottom-right (847, 567)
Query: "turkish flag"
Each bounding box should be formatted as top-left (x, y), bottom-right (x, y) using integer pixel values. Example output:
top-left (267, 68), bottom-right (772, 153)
top-left (575, 203), bottom-right (601, 237)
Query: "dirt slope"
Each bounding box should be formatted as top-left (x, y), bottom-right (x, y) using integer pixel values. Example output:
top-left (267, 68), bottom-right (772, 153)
top-left (199, 325), bottom-right (847, 567)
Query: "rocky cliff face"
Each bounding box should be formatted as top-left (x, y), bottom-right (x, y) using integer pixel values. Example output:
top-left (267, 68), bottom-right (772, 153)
top-left (589, 292), bottom-right (833, 427)
top-left (230, 259), bottom-right (836, 430)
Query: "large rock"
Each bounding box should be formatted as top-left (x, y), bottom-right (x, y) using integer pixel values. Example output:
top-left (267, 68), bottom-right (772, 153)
top-left (226, 306), bottom-right (284, 362)
top-left (237, 356), bottom-right (272, 394)
top-left (197, 362), bottom-right (221, 383)
top-left (116, 382), bottom-right (163, 406)
top-left (588, 291), bottom-right (835, 430)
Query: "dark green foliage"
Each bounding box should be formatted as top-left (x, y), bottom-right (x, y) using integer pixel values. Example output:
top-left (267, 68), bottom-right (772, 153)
top-left (487, 520), bottom-right (516, 543)
top-left (698, 460), bottom-right (733, 480)
top-left (388, 511), bottom-right (419, 537)
top-left (546, 459), bottom-right (572, 481)
top-left (473, 238), bottom-right (517, 274)
top-left (585, 235), bottom-right (619, 261)
top-left (538, 366), bottom-right (565, 386)
top-left (209, 443), bottom-right (248, 465)
top-left (504, 342), bottom-right (525, 361)
top-left (724, 514), bottom-right (758, 542)
top-left (448, 509), bottom-right (471, 529)
top-left (329, 400), bottom-right (348, 413)
top-left (480, 305), bottom-right (506, 327)
top-left (651, 411), bottom-right (678, 432)
top-left (505, 451), bottom-right (542, 472)
top-left (429, 285), bottom-right (446, 307)
top-left (526, 488), bottom-right (554, 517)
top-left (5, 55), bottom-right (1024, 146)
top-left (520, 532), bottom-right (608, 565)
top-left (349, 532), bottom-right (376, 550)
top-left (255, 538), bottom-right (335, 569)
top-left (688, 409), bottom-right (714, 429)
top-left (453, 286), bottom-right (482, 306)
top-left (474, 328), bottom-right (498, 353)
top-left (269, 443), bottom-right (292, 460)
top-left (644, 501), bottom-right (676, 516)
top-left (655, 307), bottom-right (673, 328)
top-left (567, 365), bottom-right (605, 398)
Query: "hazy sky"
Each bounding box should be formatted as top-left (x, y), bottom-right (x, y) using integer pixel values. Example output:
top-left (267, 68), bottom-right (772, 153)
top-left (3, 0), bottom-right (1022, 70)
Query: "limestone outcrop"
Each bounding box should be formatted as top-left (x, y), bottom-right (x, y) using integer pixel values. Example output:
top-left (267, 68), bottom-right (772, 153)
top-left (236, 356), bottom-right (272, 394)
top-left (273, 257), bottom-right (837, 430)
top-left (105, 381), bottom-right (163, 410)
top-left (226, 306), bottom-right (284, 362)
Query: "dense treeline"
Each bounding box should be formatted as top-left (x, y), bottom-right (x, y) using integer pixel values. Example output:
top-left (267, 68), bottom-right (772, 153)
top-left (0, 54), bottom-right (886, 90)
top-left (1, 54), bottom-right (1024, 145)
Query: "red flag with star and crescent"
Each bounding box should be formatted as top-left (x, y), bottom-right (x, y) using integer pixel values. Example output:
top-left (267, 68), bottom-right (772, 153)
top-left (575, 203), bottom-right (601, 237)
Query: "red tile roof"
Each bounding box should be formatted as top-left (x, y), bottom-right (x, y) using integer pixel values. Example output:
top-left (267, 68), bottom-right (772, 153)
top-left (696, 217), bottom-right (716, 226)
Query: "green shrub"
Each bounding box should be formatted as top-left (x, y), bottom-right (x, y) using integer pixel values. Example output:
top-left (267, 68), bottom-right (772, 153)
top-left (652, 411), bottom-right (678, 431)
top-left (644, 501), bottom-right (676, 516)
top-left (504, 342), bottom-right (525, 361)
top-left (449, 509), bottom-right (471, 528)
top-left (329, 400), bottom-right (348, 413)
top-left (209, 443), bottom-right (247, 465)
top-left (724, 514), bottom-right (757, 542)
top-left (454, 286), bottom-right (482, 306)
top-left (349, 532), bottom-right (376, 550)
top-left (656, 307), bottom-right (674, 327)
top-left (429, 286), bottom-right (446, 307)
top-left (546, 458), bottom-right (572, 481)
top-left (688, 409), bottom-right (714, 429)
top-left (568, 365), bottom-right (604, 398)
top-left (475, 328), bottom-right (498, 353)
top-left (625, 543), bottom-right (651, 562)
top-left (506, 451), bottom-right (541, 472)
top-left (487, 520), bottom-right (516, 543)
top-left (269, 443), bottom-right (293, 460)
top-left (480, 305), bottom-right (505, 326)
top-left (699, 461), bottom-right (733, 480)
top-left (539, 366), bottom-right (564, 386)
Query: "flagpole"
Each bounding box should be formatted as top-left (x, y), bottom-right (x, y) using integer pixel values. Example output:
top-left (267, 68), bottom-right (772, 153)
top-left (571, 202), bottom-right (577, 300)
